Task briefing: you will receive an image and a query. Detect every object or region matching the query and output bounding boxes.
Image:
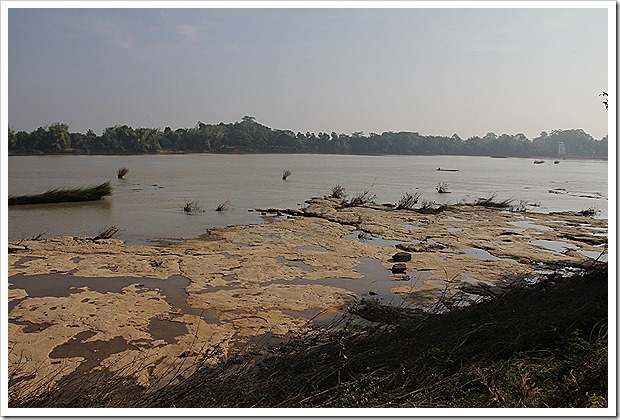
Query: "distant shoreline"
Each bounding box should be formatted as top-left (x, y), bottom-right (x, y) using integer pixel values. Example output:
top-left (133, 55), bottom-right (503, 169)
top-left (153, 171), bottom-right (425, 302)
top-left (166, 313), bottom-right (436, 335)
top-left (7, 151), bottom-right (609, 161)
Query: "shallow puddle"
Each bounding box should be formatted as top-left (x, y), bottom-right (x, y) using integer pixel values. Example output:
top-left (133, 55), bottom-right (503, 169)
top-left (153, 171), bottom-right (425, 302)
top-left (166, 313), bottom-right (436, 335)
top-left (49, 331), bottom-right (138, 375)
top-left (529, 239), bottom-right (578, 254)
top-left (12, 256), bottom-right (46, 268)
top-left (404, 223), bottom-right (426, 231)
top-left (265, 258), bottom-right (427, 307)
top-left (346, 230), bottom-right (421, 248)
top-left (149, 317), bottom-right (189, 344)
top-left (9, 274), bottom-right (220, 324)
top-left (442, 216), bottom-right (466, 222)
top-left (578, 249), bottom-right (608, 262)
top-left (506, 220), bottom-right (552, 232)
top-left (462, 247), bottom-right (517, 263)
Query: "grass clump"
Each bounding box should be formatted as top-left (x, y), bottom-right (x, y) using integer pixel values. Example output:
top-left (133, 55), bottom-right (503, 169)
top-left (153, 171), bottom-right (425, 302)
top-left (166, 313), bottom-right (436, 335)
top-left (92, 226), bottom-right (119, 240)
top-left (329, 185), bottom-right (347, 200)
top-left (183, 201), bottom-right (203, 214)
top-left (344, 181), bottom-right (377, 207)
top-left (8, 182), bottom-right (112, 206)
top-left (282, 169), bottom-right (292, 180)
top-left (436, 182), bottom-right (450, 194)
top-left (579, 207), bottom-right (600, 217)
top-left (117, 167), bottom-right (129, 179)
top-left (215, 200), bottom-right (230, 212)
top-left (395, 191), bottom-right (420, 210)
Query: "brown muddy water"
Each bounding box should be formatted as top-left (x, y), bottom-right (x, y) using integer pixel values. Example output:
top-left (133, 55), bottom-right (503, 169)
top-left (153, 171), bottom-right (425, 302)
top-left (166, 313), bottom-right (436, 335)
top-left (8, 154), bottom-right (608, 245)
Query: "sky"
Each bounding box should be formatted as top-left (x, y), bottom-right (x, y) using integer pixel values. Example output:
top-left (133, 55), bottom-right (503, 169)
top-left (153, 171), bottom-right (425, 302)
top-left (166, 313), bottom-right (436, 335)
top-left (6, 2), bottom-right (611, 140)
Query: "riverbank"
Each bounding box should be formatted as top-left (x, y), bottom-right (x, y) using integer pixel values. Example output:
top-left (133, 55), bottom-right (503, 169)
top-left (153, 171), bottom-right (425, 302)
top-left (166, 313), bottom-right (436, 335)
top-left (7, 197), bottom-right (608, 406)
top-left (8, 150), bottom-right (609, 161)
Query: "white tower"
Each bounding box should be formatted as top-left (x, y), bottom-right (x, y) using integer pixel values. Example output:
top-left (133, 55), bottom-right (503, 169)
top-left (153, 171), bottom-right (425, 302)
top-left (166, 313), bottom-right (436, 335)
top-left (558, 142), bottom-right (566, 156)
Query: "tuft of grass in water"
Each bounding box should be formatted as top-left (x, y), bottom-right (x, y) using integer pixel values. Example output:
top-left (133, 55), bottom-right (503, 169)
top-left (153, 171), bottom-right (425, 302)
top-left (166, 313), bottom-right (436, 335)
top-left (183, 201), bottom-right (203, 214)
top-left (92, 226), bottom-right (119, 240)
top-left (117, 167), bottom-right (129, 179)
top-left (282, 169), bottom-right (292, 180)
top-left (8, 182), bottom-right (112, 206)
top-left (436, 182), bottom-right (450, 194)
top-left (471, 193), bottom-right (513, 208)
top-left (215, 200), bottom-right (230, 212)
top-left (579, 207), bottom-right (600, 217)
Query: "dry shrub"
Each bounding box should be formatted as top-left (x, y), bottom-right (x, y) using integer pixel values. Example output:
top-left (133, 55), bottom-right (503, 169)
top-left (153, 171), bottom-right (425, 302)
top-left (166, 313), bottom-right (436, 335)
top-left (395, 192), bottom-right (420, 210)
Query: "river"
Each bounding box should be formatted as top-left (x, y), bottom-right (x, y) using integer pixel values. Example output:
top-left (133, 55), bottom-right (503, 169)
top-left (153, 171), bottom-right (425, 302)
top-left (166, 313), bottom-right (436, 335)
top-left (8, 154), bottom-right (608, 245)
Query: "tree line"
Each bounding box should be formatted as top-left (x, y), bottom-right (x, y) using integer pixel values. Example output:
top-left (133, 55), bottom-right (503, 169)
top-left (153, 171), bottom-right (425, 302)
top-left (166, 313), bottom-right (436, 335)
top-left (8, 116), bottom-right (608, 158)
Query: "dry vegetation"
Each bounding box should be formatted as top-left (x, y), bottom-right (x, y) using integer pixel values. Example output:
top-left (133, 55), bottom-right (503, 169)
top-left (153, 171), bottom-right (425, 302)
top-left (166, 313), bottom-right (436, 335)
top-left (8, 182), bottom-right (112, 205)
top-left (117, 167), bottom-right (129, 179)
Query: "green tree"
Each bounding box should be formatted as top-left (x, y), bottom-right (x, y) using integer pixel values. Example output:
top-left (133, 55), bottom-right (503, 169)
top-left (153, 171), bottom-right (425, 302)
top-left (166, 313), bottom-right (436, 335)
top-left (8, 126), bottom-right (16, 149)
top-left (48, 122), bottom-right (71, 152)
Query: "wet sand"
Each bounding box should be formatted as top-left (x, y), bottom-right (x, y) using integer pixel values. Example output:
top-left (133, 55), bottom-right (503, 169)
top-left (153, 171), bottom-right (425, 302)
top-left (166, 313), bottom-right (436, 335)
top-left (7, 197), bottom-right (607, 398)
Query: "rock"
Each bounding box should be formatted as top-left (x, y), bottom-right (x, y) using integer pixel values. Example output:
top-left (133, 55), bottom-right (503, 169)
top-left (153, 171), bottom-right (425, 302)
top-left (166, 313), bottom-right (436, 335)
top-left (392, 252), bottom-right (412, 262)
top-left (391, 262), bottom-right (407, 273)
top-left (390, 273), bottom-right (411, 281)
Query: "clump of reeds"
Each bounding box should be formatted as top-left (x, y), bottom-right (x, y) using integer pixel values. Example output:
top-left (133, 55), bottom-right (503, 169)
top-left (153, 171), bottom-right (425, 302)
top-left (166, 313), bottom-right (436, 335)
top-left (19, 232), bottom-right (46, 242)
top-left (357, 231), bottom-right (372, 241)
top-left (92, 226), bottom-right (119, 240)
top-left (415, 200), bottom-right (448, 214)
top-left (395, 191), bottom-right (420, 210)
top-left (344, 181), bottom-right (377, 207)
top-left (282, 169), bottom-right (292, 180)
top-left (436, 182), bottom-right (450, 194)
top-left (329, 185), bottom-right (347, 200)
top-left (117, 167), bottom-right (129, 179)
top-left (347, 190), bottom-right (376, 207)
top-left (472, 193), bottom-right (513, 208)
top-left (183, 201), bottom-right (203, 213)
top-left (511, 199), bottom-right (529, 212)
top-left (8, 182), bottom-right (112, 206)
top-left (215, 200), bottom-right (230, 212)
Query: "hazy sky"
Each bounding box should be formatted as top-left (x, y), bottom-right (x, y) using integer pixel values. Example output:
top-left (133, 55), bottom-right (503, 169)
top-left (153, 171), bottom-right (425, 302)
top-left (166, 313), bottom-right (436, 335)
top-left (7, 3), bottom-right (610, 140)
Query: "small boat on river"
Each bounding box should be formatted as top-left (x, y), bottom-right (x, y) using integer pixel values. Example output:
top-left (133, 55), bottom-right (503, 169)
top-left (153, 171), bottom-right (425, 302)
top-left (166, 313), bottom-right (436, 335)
top-left (436, 167), bottom-right (459, 172)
